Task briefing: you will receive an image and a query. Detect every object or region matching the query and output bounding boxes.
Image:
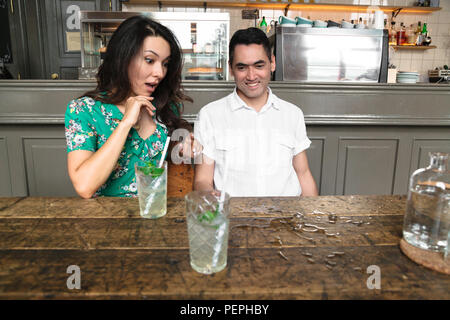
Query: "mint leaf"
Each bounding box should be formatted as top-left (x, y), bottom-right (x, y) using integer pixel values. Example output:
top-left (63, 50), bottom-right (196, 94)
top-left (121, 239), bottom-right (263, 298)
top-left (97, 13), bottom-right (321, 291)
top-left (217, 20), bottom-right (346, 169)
top-left (197, 204), bottom-right (220, 223)
top-left (138, 161), bottom-right (164, 176)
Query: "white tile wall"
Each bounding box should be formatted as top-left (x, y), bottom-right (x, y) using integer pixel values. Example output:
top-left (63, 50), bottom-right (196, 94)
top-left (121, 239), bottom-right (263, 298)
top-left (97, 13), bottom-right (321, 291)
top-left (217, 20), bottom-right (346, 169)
top-left (124, 1), bottom-right (450, 80)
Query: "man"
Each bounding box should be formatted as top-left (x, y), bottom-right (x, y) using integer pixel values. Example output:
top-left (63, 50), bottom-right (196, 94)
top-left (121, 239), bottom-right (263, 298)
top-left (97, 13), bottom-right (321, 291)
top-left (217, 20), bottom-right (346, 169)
top-left (193, 27), bottom-right (318, 197)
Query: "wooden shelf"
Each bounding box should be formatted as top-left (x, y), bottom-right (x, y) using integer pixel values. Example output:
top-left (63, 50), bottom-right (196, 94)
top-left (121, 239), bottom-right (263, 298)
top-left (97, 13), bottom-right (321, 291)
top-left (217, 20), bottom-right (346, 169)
top-left (126, 1), bottom-right (442, 14)
top-left (391, 45), bottom-right (437, 50)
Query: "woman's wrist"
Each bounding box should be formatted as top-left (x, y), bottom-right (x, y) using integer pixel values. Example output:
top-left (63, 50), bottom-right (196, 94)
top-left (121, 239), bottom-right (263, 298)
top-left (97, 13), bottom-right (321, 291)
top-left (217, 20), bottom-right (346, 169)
top-left (118, 119), bottom-right (134, 131)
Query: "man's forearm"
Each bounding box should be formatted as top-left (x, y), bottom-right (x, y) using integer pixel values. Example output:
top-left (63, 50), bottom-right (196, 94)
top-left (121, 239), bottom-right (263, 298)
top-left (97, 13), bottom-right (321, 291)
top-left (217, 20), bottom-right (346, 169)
top-left (298, 171), bottom-right (319, 196)
top-left (193, 180), bottom-right (214, 192)
top-left (193, 157), bottom-right (215, 192)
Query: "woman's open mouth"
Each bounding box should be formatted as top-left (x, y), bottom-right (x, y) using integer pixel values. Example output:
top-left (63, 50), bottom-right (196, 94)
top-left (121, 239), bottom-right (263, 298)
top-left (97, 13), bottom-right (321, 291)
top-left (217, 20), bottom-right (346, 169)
top-left (145, 82), bottom-right (158, 93)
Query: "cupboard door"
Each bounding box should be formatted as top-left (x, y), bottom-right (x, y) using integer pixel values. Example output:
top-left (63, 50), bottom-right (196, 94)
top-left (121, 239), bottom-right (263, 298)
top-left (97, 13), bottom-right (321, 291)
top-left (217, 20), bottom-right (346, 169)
top-left (23, 138), bottom-right (77, 196)
top-left (336, 138), bottom-right (399, 195)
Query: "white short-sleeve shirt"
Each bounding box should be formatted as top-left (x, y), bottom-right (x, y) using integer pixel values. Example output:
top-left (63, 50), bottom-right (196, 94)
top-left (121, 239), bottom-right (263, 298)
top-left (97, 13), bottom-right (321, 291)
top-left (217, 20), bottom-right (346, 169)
top-left (194, 88), bottom-right (311, 197)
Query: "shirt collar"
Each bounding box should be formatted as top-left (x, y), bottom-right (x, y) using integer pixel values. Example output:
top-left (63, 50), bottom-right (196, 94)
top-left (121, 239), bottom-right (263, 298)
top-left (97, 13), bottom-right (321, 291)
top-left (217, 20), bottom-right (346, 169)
top-left (230, 87), bottom-right (279, 112)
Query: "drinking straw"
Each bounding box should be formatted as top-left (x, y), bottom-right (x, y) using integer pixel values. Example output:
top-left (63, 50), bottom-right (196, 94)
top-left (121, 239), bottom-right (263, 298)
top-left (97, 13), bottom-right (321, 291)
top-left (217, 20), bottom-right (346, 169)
top-left (212, 158), bottom-right (229, 269)
top-left (211, 217), bottom-right (227, 269)
top-left (218, 158), bottom-right (229, 211)
top-left (158, 136), bottom-right (171, 168)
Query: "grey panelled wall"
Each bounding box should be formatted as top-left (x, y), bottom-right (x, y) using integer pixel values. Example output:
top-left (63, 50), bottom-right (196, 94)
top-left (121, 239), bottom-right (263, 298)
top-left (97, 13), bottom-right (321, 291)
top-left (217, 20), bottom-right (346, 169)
top-left (307, 139), bottom-right (324, 194)
top-left (0, 80), bottom-right (449, 197)
top-left (0, 137), bottom-right (12, 196)
top-left (307, 126), bottom-right (450, 196)
top-left (23, 137), bottom-right (76, 196)
top-left (337, 138), bottom-right (399, 195)
top-left (0, 125), bottom-right (77, 197)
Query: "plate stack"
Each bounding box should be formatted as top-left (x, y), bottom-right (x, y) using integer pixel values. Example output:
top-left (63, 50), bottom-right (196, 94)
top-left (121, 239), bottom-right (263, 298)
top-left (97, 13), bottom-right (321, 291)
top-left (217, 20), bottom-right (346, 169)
top-left (396, 71), bottom-right (419, 84)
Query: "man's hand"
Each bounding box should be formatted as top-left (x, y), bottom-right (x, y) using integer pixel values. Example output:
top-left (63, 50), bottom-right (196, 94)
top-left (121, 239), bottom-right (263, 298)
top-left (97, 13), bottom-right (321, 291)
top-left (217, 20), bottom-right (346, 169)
top-left (174, 132), bottom-right (202, 160)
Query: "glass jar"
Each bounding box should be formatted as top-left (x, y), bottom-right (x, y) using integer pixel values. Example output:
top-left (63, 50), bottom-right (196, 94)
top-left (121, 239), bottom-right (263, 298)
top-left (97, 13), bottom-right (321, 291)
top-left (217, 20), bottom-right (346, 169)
top-left (403, 152), bottom-right (450, 252)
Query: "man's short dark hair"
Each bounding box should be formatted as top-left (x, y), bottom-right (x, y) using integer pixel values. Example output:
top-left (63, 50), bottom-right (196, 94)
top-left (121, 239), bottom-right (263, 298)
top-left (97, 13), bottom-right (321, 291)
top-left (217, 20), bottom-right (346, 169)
top-left (229, 27), bottom-right (272, 65)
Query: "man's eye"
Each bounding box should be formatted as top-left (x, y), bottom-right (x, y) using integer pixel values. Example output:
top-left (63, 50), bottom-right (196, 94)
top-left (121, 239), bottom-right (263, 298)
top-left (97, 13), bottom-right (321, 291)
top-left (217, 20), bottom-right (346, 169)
top-left (255, 64), bottom-right (264, 69)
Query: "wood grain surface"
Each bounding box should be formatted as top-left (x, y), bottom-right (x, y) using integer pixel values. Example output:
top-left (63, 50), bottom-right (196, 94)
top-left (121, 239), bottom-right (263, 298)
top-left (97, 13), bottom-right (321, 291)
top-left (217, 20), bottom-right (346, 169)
top-left (167, 162), bottom-right (193, 198)
top-left (0, 195), bottom-right (449, 299)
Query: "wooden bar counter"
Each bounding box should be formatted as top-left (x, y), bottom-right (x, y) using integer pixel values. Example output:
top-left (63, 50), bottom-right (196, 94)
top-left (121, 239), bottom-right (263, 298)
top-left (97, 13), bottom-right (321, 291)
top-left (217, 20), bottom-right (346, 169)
top-left (0, 195), bottom-right (449, 300)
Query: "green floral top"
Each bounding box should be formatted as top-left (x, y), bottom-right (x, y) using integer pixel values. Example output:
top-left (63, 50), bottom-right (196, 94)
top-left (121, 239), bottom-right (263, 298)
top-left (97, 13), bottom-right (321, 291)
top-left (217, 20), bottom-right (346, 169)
top-left (64, 96), bottom-right (169, 198)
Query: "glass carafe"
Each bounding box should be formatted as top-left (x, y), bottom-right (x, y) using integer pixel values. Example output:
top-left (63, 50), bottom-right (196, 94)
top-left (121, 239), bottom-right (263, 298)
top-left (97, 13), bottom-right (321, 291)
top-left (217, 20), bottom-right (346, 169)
top-left (403, 152), bottom-right (450, 252)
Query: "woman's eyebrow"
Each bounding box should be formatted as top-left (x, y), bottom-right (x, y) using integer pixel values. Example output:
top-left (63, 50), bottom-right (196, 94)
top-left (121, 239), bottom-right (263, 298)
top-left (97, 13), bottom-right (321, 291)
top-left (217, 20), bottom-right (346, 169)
top-left (144, 50), bottom-right (159, 56)
top-left (144, 50), bottom-right (171, 61)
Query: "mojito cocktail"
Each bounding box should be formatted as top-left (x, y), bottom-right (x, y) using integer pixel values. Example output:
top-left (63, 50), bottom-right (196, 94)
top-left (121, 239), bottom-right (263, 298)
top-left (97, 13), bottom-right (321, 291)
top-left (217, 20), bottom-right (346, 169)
top-left (185, 191), bottom-right (230, 274)
top-left (135, 161), bottom-right (167, 219)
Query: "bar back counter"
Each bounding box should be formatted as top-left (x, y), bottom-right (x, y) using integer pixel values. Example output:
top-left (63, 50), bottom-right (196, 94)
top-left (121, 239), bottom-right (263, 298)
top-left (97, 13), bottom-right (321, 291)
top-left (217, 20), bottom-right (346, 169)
top-left (0, 80), bottom-right (449, 197)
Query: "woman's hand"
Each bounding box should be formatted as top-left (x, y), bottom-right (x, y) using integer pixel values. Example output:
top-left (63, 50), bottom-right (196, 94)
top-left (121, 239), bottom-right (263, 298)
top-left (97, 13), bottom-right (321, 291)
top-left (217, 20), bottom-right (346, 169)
top-left (121, 96), bottom-right (156, 129)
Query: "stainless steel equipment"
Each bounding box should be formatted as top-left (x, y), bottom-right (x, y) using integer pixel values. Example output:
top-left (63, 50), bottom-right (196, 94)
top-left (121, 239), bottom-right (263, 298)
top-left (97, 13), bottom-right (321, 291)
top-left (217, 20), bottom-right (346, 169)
top-left (79, 11), bottom-right (230, 80)
top-left (272, 26), bottom-right (389, 83)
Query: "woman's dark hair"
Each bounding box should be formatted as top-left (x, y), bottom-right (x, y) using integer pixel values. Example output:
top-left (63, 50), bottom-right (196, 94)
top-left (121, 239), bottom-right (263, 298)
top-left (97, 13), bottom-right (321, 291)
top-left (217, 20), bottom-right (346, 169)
top-left (229, 27), bottom-right (272, 65)
top-left (83, 15), bottom-right (192, 133)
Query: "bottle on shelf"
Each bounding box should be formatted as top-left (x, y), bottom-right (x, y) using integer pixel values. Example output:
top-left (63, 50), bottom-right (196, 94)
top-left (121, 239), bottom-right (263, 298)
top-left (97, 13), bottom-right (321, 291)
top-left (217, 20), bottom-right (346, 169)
top-left (396, 22), bottom-right (406, 45)
top-left (407, 24), bottom-right (416, 45)
top-left (415, 21), bottom-right (423, 46)
top-left (389, 21), bottom-right (397, 46)
top-left (416, 21), bottom-right (422, 35)
top-left (259, 16), bottom-right (268, 33)
top-left (422, 22), bottom-right (432, 46)
top-left (422, 22), bottom-right (428, 36)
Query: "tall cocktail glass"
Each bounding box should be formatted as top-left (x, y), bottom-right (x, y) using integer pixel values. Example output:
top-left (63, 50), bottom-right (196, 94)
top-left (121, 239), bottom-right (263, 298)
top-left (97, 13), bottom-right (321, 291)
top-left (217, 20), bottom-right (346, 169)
top-left (135, 161), bottom-right (167, 219)
top-left (185, 190), bottom-right (230, 274)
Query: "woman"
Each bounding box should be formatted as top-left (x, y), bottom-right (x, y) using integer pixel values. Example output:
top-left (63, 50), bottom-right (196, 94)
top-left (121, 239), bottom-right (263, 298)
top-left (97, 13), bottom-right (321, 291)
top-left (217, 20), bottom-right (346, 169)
top-left (65, 15), bottom-right (192, 198)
